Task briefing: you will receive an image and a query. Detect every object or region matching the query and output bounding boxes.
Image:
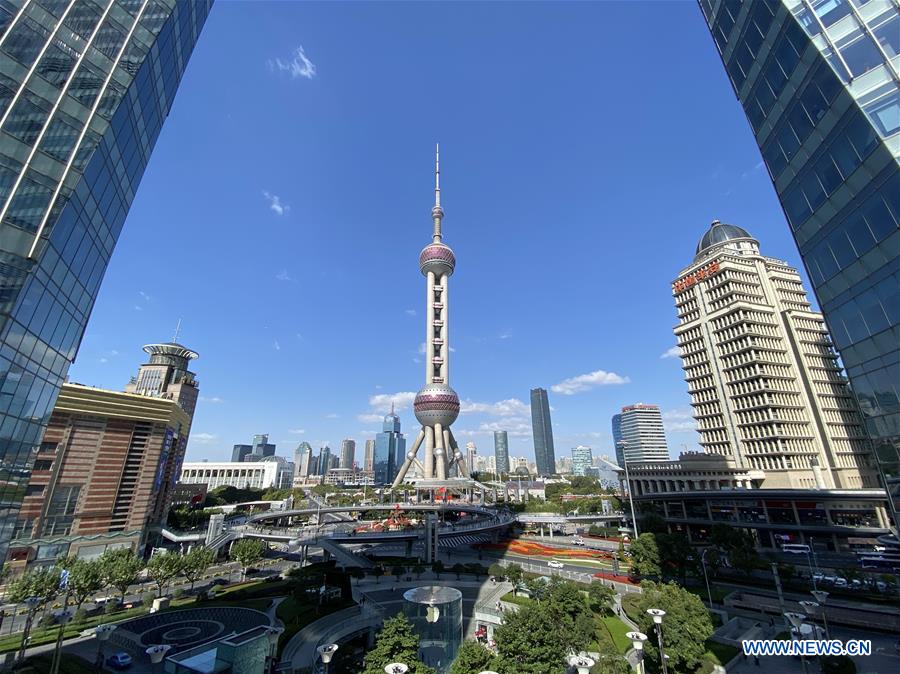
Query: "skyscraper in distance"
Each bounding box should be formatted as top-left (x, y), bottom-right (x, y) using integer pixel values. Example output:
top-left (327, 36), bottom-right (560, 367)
top-left (530, 388), bottom-right (556, 476)
top-left (611, 413), bottom-right (625, 467)
top-left (493, 430), bottom-right (510, 475)
top-left (697, 0), bottom-right (899, 518)
top-left (0, 0), bottom-right (213, 564)
top-left (340, 439), bottom-right (356, 469)
top-left (465, 441), bottom-right (477, 476)
top-left (364, 439), bottom-right (375, 472)
top-left (318, 445), bottom-right (331, 477)
top-left (571, 446), bottom-right (593, 476)
top-left (374, 409), bottom-right (405, 485)
top-left (618, 404), bottom-right (670, 463)
top-left (295, 441), bottom-right (313, 479)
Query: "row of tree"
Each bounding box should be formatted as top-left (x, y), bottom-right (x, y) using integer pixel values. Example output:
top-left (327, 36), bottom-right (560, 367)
top-left (5, 539), bottom-right (269, 616)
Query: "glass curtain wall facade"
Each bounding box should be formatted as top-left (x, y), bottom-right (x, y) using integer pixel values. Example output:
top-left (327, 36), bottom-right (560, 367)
top-left (0, 0), bottom-right (212, 563)
top-left (612, 412), bottom-right (625, 467)
top-left (493, 430), bottom-right (509, 474)
top-left (530, 387), bottom-right (556, 476)
top-left (373, 412), bottom-right (405, 485)
top-left (698, 0), bottom-right (899, 521)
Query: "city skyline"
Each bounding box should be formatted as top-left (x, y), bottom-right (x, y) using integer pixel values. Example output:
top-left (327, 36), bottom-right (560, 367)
top-left (65, 1), bottom-right (819, 465)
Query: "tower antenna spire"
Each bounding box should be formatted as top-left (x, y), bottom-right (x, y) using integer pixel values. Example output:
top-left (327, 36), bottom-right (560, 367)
top-left (431, 143), bottom-right (443, 242)
top-left (173, 318), bottom-right (182, 343)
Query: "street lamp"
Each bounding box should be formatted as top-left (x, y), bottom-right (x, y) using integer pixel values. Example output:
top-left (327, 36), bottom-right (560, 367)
top-left (317, 643), bottom-right (339, 674)
top-left (647, 609), bottom-right (668, 674)
top-left (626, 631), bottom-right (649, 674)
top-left (620, 441), bottom-right (640, 538)
top-left (385, 664), bottom-right (409, 674)
top-left (567, 653), bottom-right (596, 674)
top-left (784, 613), bottom-right (809, 674)
top-left (700, 548), bottom-right (714, 608)
top-left (94, 624), bottom-right (116, 668)
top-left (16, 596), bottom-right (42, 665)
top-left (145, 644), bottom-right (172, 673)
top-left (811, 589), bottom-right (830, 639)
top-left (49, 608), bottom-right (75, 674)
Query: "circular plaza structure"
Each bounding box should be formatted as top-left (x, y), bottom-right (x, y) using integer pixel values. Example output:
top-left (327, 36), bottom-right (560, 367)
top-left (402, 585), bottom-right (463, 674)
top-left (113, 606), bottom-right (270, 653)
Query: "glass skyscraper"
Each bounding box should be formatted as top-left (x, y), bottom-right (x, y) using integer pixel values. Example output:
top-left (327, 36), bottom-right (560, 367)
top-left (611, 413), bottom-right (625, 467)
top-left (530, 387), bottom-right (556, 476)
top-left (0, 0), bottom-right (212, 563)
top-left (374, 410), bottom-right (406, 485)
top-left (493, 430), bottom-right (509, 475)
top-left (698, 0), bottom-right (899, 521)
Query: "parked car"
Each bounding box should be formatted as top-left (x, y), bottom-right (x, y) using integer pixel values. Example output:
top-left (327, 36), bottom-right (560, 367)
top-left (548, 561), bottom-right (564, 569)
top-left (572, 538), bottom-right (585, 546)
top-left (211, 578), bottom-right (229, 586)
top-left (834, 577), bottom-right (848, 588)
top-left (107, 652), bottom-right (133, 670)
top-left (245, 567), bottom-right (261, 575)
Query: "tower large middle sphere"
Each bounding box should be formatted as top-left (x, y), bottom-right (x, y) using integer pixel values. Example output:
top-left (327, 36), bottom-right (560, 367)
top-left (420, 243), bottom-right (455, 277)
top-left (414, 384), bottom-right (460, 427)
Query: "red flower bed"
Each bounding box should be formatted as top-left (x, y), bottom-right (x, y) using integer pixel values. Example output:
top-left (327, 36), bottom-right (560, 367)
top-left (593, 571), bottom-right (639, 586)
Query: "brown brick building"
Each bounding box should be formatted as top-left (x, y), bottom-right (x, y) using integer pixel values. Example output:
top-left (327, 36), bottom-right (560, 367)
top-left (6, 343), bottom-right (197, 571)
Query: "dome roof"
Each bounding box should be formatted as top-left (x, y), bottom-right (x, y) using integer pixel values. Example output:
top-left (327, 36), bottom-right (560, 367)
top-left (695, 220), bottom-right (755, 257)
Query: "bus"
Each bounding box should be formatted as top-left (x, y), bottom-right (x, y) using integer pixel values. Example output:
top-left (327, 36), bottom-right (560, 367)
top-left (860, 556), bottom-right (900, 572)
top-left (781, 543), bottom-right (810, 554)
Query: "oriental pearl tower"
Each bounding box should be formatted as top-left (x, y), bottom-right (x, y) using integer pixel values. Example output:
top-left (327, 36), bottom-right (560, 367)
top-left (391, 146), bottom-right (470, 488)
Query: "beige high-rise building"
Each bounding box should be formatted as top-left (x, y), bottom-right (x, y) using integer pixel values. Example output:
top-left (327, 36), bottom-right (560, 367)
top-left (673, 221), bottom-right (878, 490)
top-left (364, 439), bottom-right (375, 472)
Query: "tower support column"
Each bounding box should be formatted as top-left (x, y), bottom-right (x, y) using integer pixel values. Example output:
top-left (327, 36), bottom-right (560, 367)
top-left (424, 426), bottom-right (435, 479)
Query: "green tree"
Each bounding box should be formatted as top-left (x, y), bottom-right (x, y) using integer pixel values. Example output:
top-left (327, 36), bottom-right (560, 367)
top-left (58, 557), bottom-right (104, 611)
top-left (181, 547), bottom-right (215, 591)
top-left (361, 613), bottom-right (435, 674)
top-left (98, 548), bottom-right (143, 604)
top-left (593, 638), bottom-right (631, 674)
top-left (413, 564), bottom-right (425, 579)
top-left (431, 560), bottom-right (444, 578)
top-left (372, 566), bottom-right (385, 584)
top-left (639, 512), bottom-right (668, 534)
top-left (450, 640), bottom-right (496, 674)
top-left (505, 564), bottom-right (523, 586)
top-left (494, 601), bottom-right (571, 674)
top-left (488, 563), bottom-right (505, 580)
top-left (657, 533), bottom-right (692, 582)
top-left (147, 552), bottom-right (184, 598)
top-left (629, 533), bottom-right (661, 578)
top-left (451, 563), bottom-right (465, 580)
top-left (588, 582), bottom-right (616, 615)
top-left (392, 564), bottom-right (406, 582)
top-left (229, 539), bottom-right (266, 579)
top-left (630, 581), bottom-right (714, 674)
top-left (6, 566), bottom-right (61, 608)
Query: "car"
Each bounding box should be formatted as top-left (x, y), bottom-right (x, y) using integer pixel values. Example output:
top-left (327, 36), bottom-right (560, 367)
top-left (245, 567), bottom-right (261, 575)
top-left (813, 573), bottom-right (824, 583)
top-left (572, 538), bottom-right (585, 546)
top-left (834, 577), bottom-right (848, 588)
top-left (263, 574), bottom-right (282, 583)
top-left (107, 652), bottom-right (133, 670)
top-left (211, 578), bottom-right (229, 586)
top-left (548, 561), bottom-right (564, 569)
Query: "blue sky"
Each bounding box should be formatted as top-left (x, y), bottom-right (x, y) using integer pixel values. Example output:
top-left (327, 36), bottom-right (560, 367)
top-left (69, 1), bottom-right (812, 465)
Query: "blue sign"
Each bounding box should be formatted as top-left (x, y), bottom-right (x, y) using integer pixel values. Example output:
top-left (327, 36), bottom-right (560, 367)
top-left (59, 569), bottom-right (69, 590)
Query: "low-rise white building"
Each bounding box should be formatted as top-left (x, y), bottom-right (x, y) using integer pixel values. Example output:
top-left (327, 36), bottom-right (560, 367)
top-left (180, 456), bottom-right (293, 490)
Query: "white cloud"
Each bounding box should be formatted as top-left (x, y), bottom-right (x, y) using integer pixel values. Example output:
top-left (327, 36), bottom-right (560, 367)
top-left (269, 45), bottom-right (317, 79)
top-left (263, 191), bottom-right (290, 216)
top-left (405, 309), bottom-right (416, 316)
top-left (192, 433), bottom-right (218, 445)
top-left (551, 369), bottom-right (630, 395)
top-left (289, 428), bottom-right (306, 434)
top-left (375, 385), bottom-right (383, 390)
top-left (199, 396), bottom-right (224, 404)
top-left (456, 417), bottom-right (532, 438)
top-left (357, 413), bottom-right (384, 423)
top-left (660, 346), bottom-right (681, 359)
top-left (325, 413), bottom-right (340, 419)
top-left (273, 340), bottom-right (281, 351)
top-left (110, 350), bottom-right (119, 356)
top-left (460, 398), bottom-right (528, 417)
top-left (663, 408), bottom-right (696, 433)
top-left (368, 391), bottom-right (417, 412)
top-left (275, 269), bottom-right (294, 282)
top-left (498, 332), bottom-right (512, 340)
top-left (134, 305), bottom-right (142, 311)
top-left (99, 357), bottom-right (108, 363)
top-left (138, 291), bottom-right (152, 302)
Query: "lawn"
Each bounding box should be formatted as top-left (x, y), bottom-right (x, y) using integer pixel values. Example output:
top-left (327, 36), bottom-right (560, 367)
top-left (704, 641), bottom-right (739, 665)
top-left (499, 591), bottom-right (534, 607)
top-left (275, 596), bottom-right (356, 654)
top-left (600, 615), bottom-right (632, 654)
top-left (0, 605), bottom-right (147, 654)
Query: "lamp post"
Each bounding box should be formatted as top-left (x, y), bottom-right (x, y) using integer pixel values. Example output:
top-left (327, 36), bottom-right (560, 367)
top-left (626, 631), bottom-right (648, 674)
top-left (811, 589), bottom-right (830, 639)
top-left (49, 608), bottom-right (74, 674)
top-left (145, 644), bottom-right (172, 673)
top-left (16, 596), bottom-right (42, 665)
top-left (567, 653), bottom-right (596, 674)
top-left (700, 548), bottom-right (714, 607)
top-left (784, 613), bottom-right (809, 674)
top-left (94, 624), bottom-right (116, 668)
top-left (620, 441), bottom-right (640, 538)
top-left (317, 643), bottom-right (339, 674)
top-left (647, 609), bottom-right (668, 674)
top-left (385, 664), bottom-right (409, 674)
top-left (798, 601), bottom-right (823, 643)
